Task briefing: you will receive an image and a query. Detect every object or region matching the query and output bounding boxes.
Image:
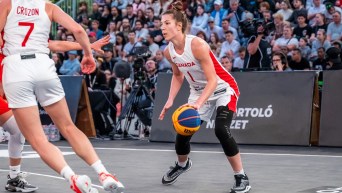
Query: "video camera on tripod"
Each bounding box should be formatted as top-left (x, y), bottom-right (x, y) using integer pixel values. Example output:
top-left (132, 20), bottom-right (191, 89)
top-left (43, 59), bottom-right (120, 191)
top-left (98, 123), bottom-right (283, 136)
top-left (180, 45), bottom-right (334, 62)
top-left (130, 46), bottom-right (152, 84)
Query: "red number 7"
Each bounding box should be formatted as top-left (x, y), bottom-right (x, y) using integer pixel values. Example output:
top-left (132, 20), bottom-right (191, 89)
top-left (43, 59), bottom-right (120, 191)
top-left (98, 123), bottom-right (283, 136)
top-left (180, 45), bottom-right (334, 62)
top-left (18, 22), bottom-right (34, 47)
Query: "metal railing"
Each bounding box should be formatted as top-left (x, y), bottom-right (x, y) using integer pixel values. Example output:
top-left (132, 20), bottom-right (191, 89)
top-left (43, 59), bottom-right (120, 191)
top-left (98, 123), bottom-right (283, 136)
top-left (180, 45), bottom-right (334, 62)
top-left (51, 0), bottom-right (93, 39)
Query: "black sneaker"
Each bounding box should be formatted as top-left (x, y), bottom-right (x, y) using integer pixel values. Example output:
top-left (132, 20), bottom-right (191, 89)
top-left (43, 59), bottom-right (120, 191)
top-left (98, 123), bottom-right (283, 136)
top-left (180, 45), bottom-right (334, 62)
top-left (162, 158), bottom-right (192, 185)
top-left (5, 172), bottom-right (38, 192)
top-left (230, 174), bottom-right (251, 193)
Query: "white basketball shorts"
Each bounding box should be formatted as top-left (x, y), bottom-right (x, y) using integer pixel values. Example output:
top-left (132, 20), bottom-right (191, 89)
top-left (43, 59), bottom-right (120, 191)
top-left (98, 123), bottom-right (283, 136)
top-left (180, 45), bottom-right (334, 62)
top-left (2, 53), bottom-right (65, 108)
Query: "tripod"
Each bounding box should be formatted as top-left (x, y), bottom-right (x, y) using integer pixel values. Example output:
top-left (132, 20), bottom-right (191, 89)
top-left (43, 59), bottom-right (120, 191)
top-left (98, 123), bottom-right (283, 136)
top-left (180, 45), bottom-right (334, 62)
top-left (113, 81), bottom-right (154, 139)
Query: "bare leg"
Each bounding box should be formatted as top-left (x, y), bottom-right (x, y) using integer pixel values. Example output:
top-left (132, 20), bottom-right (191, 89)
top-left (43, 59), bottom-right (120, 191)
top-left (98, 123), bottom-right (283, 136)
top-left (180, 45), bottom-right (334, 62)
top-left (43, 98), bottom-right (99, 165)
top-left (177, 155), bottom-right (188, 163)
top-left (12, 106), bottom-right (67, 173)
top-left (227, 153), bottom-right (243, 172)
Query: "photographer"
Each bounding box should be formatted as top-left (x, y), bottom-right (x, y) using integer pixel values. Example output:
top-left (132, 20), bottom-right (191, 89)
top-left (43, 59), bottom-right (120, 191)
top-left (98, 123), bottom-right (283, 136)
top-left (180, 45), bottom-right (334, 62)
top-left (144, 59), bottom-right (159, 98)
top-left (243, 25), bottom-right (272, 71)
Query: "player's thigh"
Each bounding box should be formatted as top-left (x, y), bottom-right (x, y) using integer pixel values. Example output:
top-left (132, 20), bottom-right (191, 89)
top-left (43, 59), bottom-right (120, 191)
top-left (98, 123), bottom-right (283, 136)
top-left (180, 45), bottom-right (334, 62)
top-left (43, 98), bottom-right (74, 132)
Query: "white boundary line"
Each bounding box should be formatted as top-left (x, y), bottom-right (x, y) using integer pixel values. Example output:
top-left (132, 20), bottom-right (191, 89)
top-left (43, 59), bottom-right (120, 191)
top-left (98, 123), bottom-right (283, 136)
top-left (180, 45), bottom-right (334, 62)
top-left (0, 169), bottom-right (104, 189)
top-left (1, 144), bottom-right (342, 158)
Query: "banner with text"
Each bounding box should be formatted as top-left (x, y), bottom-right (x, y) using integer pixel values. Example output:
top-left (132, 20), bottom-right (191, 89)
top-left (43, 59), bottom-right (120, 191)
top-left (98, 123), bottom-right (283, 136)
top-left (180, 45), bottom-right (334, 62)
top-left (150, 72), bottom-right (316, 145)
top-left (319, 70), bottom-right (342, 147)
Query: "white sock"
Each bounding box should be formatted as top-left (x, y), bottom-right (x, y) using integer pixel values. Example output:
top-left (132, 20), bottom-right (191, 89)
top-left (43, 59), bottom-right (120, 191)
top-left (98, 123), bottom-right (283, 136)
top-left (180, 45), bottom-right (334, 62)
top-left (177, 159), bottom-right (187, 167)
top-left (234, 169), bottom-right (245, 176)
top-left (9, 165), bottom-right (21, 179)
top-left (91, 160), bottom-right (108, 175)
top-left (60, 166), bottom-right (75, 183)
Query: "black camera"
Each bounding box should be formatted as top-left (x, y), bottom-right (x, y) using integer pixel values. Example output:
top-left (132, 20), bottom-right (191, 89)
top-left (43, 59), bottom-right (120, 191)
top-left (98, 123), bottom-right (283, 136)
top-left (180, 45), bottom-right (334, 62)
top-left (130, 46), bottom-right (152, 82)
top-left (240, 19), bottom-right (275, 37)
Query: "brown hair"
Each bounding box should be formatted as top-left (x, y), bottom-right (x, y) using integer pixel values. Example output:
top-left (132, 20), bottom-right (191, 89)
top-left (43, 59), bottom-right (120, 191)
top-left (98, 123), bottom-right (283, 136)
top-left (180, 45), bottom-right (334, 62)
top-left (162, 1), bottom-right (188, 33)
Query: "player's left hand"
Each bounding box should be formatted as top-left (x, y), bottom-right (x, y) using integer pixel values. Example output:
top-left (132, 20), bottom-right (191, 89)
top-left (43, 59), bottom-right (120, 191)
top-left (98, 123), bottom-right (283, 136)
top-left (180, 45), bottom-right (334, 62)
top-left (91, 35), bottom-right (110, 55)
top-left (81, 55), bottom-right (96, 74)
top-left (180, 103), bottom-right (200, 110)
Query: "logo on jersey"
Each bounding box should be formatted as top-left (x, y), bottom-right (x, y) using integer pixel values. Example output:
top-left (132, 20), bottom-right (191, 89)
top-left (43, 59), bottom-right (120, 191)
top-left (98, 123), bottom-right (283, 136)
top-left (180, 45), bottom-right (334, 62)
top-left (175, 62), bottom-right (195, 68)
top-left (17, 6), bottom-right (40, 16)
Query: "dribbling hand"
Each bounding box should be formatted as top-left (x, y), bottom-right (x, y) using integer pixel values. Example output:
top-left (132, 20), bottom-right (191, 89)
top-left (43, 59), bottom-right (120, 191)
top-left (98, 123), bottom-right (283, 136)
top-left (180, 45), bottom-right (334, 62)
top-left (180, 103), bottom-right (200, 110)
top-left (81, 55), bottom-right (96, 74)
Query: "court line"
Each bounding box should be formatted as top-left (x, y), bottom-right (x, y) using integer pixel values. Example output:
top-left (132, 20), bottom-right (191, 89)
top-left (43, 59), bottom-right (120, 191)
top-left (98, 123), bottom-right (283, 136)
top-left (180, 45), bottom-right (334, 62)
top-left (0, 169), bottom-right (104, 189)
top-left (1, 144), bottom-right (342, 158)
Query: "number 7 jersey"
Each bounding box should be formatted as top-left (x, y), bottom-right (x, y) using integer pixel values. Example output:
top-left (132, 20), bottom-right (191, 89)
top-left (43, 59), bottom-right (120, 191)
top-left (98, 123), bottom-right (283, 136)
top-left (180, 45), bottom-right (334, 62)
top-left (3, 0), bottom-right (50, 56)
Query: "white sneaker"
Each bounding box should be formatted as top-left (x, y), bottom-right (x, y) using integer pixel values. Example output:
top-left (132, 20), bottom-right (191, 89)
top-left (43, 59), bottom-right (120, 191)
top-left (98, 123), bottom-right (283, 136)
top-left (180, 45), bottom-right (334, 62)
top-left (99, 172), bottom-right (124, 193)
top-left (70, 175), bottom-right (98, 193)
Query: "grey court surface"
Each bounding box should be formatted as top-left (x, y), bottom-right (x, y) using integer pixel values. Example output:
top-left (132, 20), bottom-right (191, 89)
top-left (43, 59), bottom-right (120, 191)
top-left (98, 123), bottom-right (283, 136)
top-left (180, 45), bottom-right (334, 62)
top-left (0, 139), bottom-right (342, 193)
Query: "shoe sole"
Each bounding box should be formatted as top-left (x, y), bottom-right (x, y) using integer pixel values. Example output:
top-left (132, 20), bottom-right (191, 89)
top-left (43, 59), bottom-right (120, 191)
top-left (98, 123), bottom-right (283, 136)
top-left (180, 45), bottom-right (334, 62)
top-left (76, 175), bottom-right (99, 193)
top-left (231, 185), bottom-right (251, 193)
top-left (5, 185), bottom-right (38, 193)
top-left (161, 161), bottom-right (193, 185)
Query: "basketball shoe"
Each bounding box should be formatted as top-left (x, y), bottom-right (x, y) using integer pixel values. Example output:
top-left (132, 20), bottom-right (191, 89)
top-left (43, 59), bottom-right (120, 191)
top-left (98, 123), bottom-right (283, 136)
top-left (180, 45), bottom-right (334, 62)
top-left (98, 172), bottom-right (124, 193)
top-left (230, 174), bottom-right (251, 193)
top-left (162, 158), bottom-right (192, 185)
top-left (70, 175), bottom-right (98, 193)
top-left (5, 172), bottom-right (38, 192)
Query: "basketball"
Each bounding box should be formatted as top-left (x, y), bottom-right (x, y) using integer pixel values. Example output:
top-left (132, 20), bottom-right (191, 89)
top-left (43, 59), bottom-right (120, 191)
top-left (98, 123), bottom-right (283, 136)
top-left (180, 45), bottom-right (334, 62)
top-left (172, 106), bottom-right (201, 136)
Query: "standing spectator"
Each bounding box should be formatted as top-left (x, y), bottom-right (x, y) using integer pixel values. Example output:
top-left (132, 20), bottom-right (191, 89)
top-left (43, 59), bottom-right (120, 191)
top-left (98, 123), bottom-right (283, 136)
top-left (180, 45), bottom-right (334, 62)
top-left (244, 26), bottom-right (272, 70)
top-left (211, 0), bottom-right (228, 27)
top-left (91, 20), bottom-right (104, 40)
top-left (192, 5), bottom-right (209, 29)
top-left (221, 56), bottom-right (233, 72)
top-left (59, 51), bottom-right (81, 75)
top-left (327, 11), bottom-right (342, 42)
top-left (144, 59), bottom-right (159, 98)
top-left (287, 0), bottom-right (308, 26)
top-left (313, 47), bottom-right (328, 70)
top-left (219, 31), bottom-right (241, 59)
top-left (289, 48), bottom-right (311, 70)
top-left (307, 0), bottom-right (326, 25)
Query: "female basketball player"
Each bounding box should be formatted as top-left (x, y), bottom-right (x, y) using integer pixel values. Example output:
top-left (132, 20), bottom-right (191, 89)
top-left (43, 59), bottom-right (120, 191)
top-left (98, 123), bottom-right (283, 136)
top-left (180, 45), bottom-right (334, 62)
top-left (158, 2), bottom-right (251, 192)
top-left (0, 1), bottom-right (124, 193)
top-left (0, 35), bottom-right (109, 192)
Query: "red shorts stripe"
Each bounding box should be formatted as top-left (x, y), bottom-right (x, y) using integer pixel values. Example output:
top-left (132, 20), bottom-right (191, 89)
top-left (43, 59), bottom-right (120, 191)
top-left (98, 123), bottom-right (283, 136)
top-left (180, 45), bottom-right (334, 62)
top-left (0, 96), bottom-right (11, 115)
top-left (227, 94), bottom-right (238, 112)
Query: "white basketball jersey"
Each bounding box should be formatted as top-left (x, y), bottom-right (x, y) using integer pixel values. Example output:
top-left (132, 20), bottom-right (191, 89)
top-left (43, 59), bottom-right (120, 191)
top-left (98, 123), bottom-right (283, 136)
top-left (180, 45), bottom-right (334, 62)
top-left (168, 35), bottom-right (240, 98)
top-left (3, 0), bottom-right (50, 56)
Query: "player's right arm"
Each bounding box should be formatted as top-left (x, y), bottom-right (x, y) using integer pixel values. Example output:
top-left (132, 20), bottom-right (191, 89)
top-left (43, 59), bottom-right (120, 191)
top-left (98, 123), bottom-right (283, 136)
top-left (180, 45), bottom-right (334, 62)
top-left (158, 47), bottom-right (184, 120)
top-left (0, 0), bottom-right (11, 47)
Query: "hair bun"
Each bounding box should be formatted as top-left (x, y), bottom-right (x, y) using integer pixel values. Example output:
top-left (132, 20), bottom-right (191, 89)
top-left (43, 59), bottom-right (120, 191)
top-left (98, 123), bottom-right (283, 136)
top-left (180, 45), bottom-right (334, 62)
top-left (172, 1), bottom-right (183, 12)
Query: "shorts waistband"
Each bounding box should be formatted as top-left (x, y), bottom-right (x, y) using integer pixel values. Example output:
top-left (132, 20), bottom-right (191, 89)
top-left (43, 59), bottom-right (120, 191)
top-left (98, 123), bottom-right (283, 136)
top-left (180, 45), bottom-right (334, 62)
top-left (20, 54), bottom-right (36, 60)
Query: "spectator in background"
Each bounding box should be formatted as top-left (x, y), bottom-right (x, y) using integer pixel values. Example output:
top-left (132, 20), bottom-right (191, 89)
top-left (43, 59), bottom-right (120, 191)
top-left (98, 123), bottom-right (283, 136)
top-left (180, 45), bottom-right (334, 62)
top-left (76, 1), bottom-right (89, 23)
top-left (145, 7), bottom-right (155, 27)
top-left (136, 9), bottom-right (147, 25)
top-left (111, 0), bottom-right (129, 9)
top-left (220, 18), bottom-right (239, 42)
top-left (273, 25), bottom-right (299, 55)
top-left (226, 0), bottom-right (245, 29)
top-left (327, 11), bottom-right (342, 42)
top-left (307, 0), bottom-right (326, 25)
top-left (298, 37), bottom-right (311, 59)
top-left (273, 13), bottom-right (287, 40)
top-left (293, 12), bottom-right (314, 40)
top-left (151, 17), bottom-right (164, 46)
top-left (79, 14), bottom-right (91, 31)
top-left (107, 21), bottom-right (117, 44)
top-left (126, 4), bottom-right (136, 27)
top-left (99, 5), bottom-right (111, 31)
top-left (114, 32), bottom-right (127, 59)
top-left (311, 13), bottom-right (328, 36)
top-left (133, 0), bottom-right (146, 15)
top-left (111, 6), bottom-right (122, 31)
top-left (276, 0), bottom-right (293, 21)
top-left (326, 46), bottom-right (342, 70)
top-left (120, 17), bottom-right (131, 40)
top-left (287, 0), bottom-right (307, 26)
top-left (289, 48), bottom-right (311, 70)
top-left (233, 46), bottom-right (246, 70)
top-left (123, 31), bottom-right (142, 58)
top-left (90, 2), bottom-right (102, 22)
top-left (135, 20), bottom-right (149, 42)
top-left (146, 33), bottom-right (159, 57)
top-left (185, 7), bottom-right (195, 21)
top-left (101, 44), bottom-right (117, 72)
top-left (144, 59), bottom-right (159, 98)
top-left (59, 51), bottom-right (81, 75)
top-left (192, 5), bottom-right (209, 29)
top-left (208, 32), bottom-right (222, 57)
top-left (272, 51), bottom-right (292, 71)
top-left (155, 50), bottom-right (171, 72)
top-left (196, 31), bottom-right (207, 41)
top-left (88, 32), bottom-right (98, 45)
top-left (221, 56), bottom-right (233, 72)
top-left (313, 47), bottom-right (328, 70)
top-left (91, 20), bottom-right (104, 40)
top-left (52, 52), bottom-right (64, 75)
top-left (311, 29), bottom-right (331, 59)
top-left (324, 1), bottom-right (342, 24)
top-left (147, 0), bottom-right (161, 17)
top-left (211, 0), bottom-right (228, 27)
top-left (219, 30), bottom-right (241, 59)
top-left (206, 17), bottom-right (223, 41)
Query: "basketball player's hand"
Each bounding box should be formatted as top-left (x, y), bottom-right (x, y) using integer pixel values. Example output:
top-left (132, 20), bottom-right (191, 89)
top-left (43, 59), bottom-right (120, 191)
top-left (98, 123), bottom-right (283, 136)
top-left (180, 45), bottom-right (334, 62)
top-left (91, 35), bottom-right (110, 55)
top-left (159, 100), bottom-right (173, 120)
top-left (180, 103), bottom-right (200, 110)
top-left (81, 55), bottom-right (96, 74)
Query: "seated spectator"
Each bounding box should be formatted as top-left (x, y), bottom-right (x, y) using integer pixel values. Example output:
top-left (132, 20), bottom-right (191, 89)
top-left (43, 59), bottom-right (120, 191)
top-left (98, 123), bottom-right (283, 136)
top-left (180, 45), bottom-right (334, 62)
top-left (289, 48), bottom-right (311, 70)
top-left (307, 0), bottom-right (326, 25)
top-left (311, 13), bottom-right (328, 37)
top-left (192, 5), bottom-right (209, 29)
top-left (123, 31), bottom-right (142, 59)
top-left (151, 17), bottom-right (164, 46)
top-left (221, 56), bottom-right (233, 72)
top-left (101, 45), bottom-right (117, 72)
top-left (196, 31), bottom-right (207, 42)
top-left (211, 0), bottom-right (228, 27)
top-left (326, 11), bottom-right (342, 42)
top-left (324, 1), bottom-right (342, 23)
top-left (107, 21), bottom-right (117, 44)
top-left (145, 7), bottom-right (155, 27)
top-left (59, 51), bottom-right (81, 75)
top-left (220, 18), bottom-right (238, 42)
top-left (91, 20), bottom-right (104, 40)
top-left (88, 31), bottom-right (97, 44)
top-left (111, 0), bottom-right (129, 9)
top-left (276, 0), bottom-right (293, 21)
top-left (76, 1), bottom-right (89, 23)
top-left (272, 51), bottom-right (292, 71)
top-left (155, 50), bottom-right (171, 72)
top-left (326, 46), bottom-right (342, 70)
top-left (298, 37), bottom-right (312, 59)
top-left (133, 0), bottom-right (146, 15)
top-left (273, 13), bottom-right (287, 40)
top-left (126, 4), bottom-right (136, 27)
top-left (287, 0), bottom-right (307, 26)
top-left (90, 2), bottom-right (102, 22)
top-left (99, 5), bottom-right (111, 32)
top-left (219, 30), bottom-right (241, 59)
top-left (206, 17), bottom-right (224, 41)
top-left (52, 52), bottom-right (63, 75)
top-left (136, 9), bottom-right (147, 26)
top-left (135, 20), bottom-right (149, 42)
top-left (312, 47), bottom-right (328, 70)
top-left (110, 6), bottom-right (122, 31)
top-left (233, 46), bottom-right (246, 70)
top-left (273, 25), bottom-right (299, 55)
top-left (293, 13), bottom-right (314, 40)
top-left (146, 33), bottom-right (159, 57)
top-left (311, 29), bottom-right (331, 59)
top-left (208, 32), bottom-right (222, 57)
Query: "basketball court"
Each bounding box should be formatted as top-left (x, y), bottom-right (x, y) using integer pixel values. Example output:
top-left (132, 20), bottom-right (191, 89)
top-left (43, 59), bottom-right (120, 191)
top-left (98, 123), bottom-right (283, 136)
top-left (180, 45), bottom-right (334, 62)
top-left (0, 139), bottom-right (342, 193)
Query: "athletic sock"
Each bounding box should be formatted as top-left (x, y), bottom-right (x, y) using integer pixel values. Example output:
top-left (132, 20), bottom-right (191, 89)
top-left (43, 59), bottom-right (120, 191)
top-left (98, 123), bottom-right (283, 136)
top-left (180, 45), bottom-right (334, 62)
top-left (177, 159), bottom-right (187, 168)
top-left (9, 165), bottom-right (21, 179)
top-left (60, 165), bottom-right (75, 183)
top-left (234, 169), bottom-right (245, 176)
top-left (91, 160), bottom-right (108, 174)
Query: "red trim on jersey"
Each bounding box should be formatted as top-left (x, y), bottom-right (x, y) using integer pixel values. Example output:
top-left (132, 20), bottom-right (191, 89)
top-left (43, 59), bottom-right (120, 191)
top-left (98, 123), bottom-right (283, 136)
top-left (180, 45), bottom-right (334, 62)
top-left (0, 53), bottom-right (4, 83)
top-left (209, 51), bottom-right (240, 111)
top-left (187, 71), bottom-right (195, 82)
top-left (0, 97), bottom-right (10, 115)
top-left (1, 31), bottom-right (4, 50)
